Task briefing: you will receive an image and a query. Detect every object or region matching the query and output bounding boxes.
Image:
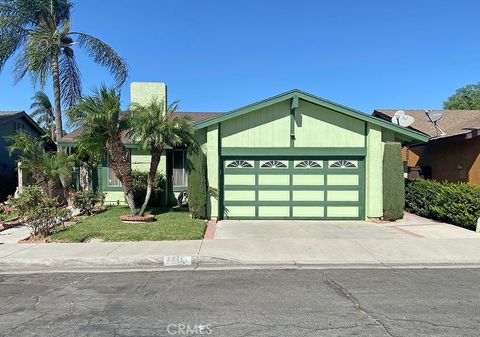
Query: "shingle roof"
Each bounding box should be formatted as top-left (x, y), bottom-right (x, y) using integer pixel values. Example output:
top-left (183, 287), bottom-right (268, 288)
top-left (61, 111), bottom-right (223, 142)
top-left (0, 111), bottom-right (23, 122)
top-left (373, 109), bottom-right (480, 139)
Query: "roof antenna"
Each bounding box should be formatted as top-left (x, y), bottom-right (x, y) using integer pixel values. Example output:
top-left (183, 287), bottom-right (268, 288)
top-left (425, 110), bottom-right (446, 137)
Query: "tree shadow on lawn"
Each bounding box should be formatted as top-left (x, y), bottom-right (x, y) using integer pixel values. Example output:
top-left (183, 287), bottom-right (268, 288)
top-left (147, 205), bottom-right (189, 216)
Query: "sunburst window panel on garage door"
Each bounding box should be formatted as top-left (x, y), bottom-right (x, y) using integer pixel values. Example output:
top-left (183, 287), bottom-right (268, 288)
top-left (222, 158), bottom-right (364, 220)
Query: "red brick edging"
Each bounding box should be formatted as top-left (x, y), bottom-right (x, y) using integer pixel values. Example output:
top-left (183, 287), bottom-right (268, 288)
top-left (204, 219), bottom-right (217, 240)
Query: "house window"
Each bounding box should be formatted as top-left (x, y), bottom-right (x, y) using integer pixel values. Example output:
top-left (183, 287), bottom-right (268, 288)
top-left (107, 151), bottom-right (130, 187)
top-left (329, 160), bottom-right (357, 168)
top-left (173, 150), bottom-right (188, 186)
top-left (226, 160), bottom-right (253, 168)
top-left (260, 160), bottom-right (287, 168)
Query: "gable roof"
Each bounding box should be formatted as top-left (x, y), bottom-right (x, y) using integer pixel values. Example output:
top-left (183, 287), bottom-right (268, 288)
top-left (195, 89), bottom-right (429, 144)
top-left (60, 111), bottom-right (223, 143)
top-left (0, 111), bottom-right (44, 134)
top-left (374, 109), bottom-right (480, 140)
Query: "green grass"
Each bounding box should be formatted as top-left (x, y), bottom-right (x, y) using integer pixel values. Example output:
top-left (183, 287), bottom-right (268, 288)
top-left (50, 206), bottom-right (207, 242)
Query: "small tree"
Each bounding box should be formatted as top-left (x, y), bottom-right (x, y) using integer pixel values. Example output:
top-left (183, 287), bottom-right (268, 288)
top-left (68, 86), bottom-right (137, 214)
top-left (128, 99), bottom-right (200, 216)
top-left (30, 91), bottom-right (55, 140)
top-left (8, 130), bottom-right (73, 199)
top-left (187, 149), bottom-right (207, 219)
top-left (382, 142), bottom-right (405, 220)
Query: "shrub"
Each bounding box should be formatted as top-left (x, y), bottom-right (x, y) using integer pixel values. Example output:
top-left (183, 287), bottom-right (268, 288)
top-left (8, 186), bottom-right (71, 237)
top-left (405, 179), bottom-right (480, 230)
top-left (72, 190), bottom-right (106, 215)
top-left (132, 170), bottom-right (166, 207)
top-left (187, 150), bottom-right (208, 219)
top-left (382, 142), bottom-right (405, 220)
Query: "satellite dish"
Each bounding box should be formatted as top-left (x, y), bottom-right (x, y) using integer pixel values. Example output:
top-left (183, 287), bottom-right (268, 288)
top-left (425, 110), bottom-right (446, 136)
top-left (399, 115), bottom-right (415, 127)
top-left (426, 110), bottom-right (445, 123)
top-left (391, 110), bottom-right (414, 127)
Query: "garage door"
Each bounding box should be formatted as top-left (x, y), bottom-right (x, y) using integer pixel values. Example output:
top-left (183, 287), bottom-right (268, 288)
top-left (221, 158), bottom-right (364, 220)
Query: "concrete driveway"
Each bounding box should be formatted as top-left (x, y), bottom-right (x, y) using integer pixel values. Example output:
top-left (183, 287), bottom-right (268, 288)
top-left (214, 213), bottom-right (479, 240)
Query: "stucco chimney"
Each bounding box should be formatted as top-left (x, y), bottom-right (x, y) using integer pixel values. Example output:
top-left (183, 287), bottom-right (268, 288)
top-left (130, 82), bottom-right (167, 106)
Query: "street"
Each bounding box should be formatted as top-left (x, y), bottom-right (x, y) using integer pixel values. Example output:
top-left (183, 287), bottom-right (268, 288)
top-left (1, 268), bottom-right (479, 337)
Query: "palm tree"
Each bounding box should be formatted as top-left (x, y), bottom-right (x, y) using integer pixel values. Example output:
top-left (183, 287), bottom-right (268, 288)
top-left (129, 99), bottom-right (200, 216)
top-left (0, 0), bottom-right (128, 141)
top-left (30, 91), bottom-right (55, 139)
top-left (8, 130), bottom-right (72, 198)
top-left (68, 85), bottom-right (136, 213)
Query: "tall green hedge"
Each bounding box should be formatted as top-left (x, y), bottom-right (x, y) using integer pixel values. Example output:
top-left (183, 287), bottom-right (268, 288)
top-left (187, 150), bottom-right (208, 219)
top-left (405, 179), bottom-right (480, 230)
top-left (382, 142), bottom-right (405, 220)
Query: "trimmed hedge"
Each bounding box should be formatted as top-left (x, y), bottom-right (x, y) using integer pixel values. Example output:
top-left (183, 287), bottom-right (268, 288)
top-left (405, 179), bottom-right (480, 230)
top-left (132, 170), bottom-right (166, 207)
top-left (187, 150), bottom-right (208, 219)
top-left (382, 142), bottom-right (405, 220)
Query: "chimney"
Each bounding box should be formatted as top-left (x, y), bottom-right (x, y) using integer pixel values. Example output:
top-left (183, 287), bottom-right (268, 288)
top-left (130, 82), bottom-right (167, 107)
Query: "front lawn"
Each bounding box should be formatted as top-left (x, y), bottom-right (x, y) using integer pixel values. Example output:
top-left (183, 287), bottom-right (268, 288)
top-left (50, 206), bottom-right (207, 242)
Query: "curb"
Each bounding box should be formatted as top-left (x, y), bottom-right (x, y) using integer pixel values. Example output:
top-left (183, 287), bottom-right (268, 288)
top-left (203, 220), bottom-right (217, 240)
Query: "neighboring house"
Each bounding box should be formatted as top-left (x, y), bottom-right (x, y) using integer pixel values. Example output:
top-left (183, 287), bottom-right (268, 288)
top-left (60, 82), bottom-right (428, 220)
top-left (0, 111), bottom-right (46, 200)
top-left (373, 109), bottom-right (480, 184)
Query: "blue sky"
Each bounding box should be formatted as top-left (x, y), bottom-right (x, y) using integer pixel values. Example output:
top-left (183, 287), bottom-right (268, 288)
top-left (1, 0), bottom-right (480, 118)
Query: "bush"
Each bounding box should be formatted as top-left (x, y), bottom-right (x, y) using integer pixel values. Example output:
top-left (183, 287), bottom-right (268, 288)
top-left (187, 150), bottom-right (208, 219)
top-left (132, 170), bottom-right (166, 207)
top-left (72, 190), bottom-right (106, 215)
top-left (382, 142), bottom-right (405, 220)
top-left (405, 179), bottom-right (480, 230)
top-left (8, 186), bottom-right (71, 237)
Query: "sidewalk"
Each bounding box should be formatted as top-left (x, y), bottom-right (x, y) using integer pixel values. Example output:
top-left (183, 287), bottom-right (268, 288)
top-left (1, 236), bottom-right (480, 272)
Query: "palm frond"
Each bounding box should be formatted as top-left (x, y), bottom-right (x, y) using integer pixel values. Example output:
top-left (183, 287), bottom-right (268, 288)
top-left (72, 32), bottom-right (128, 87)
top-left (59, 46), bottom-right (81, 107)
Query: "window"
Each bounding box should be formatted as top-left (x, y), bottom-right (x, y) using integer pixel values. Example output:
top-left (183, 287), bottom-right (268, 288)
top-left (107, 151), bottom-right (130, 187)
top-left (173, 150), bottom-right (188, 186)
top-left (295, 160), bottom-right (322, 168)
top-left (260, 160), bottom-right (287, 168)
top-left (226, 160), bottom-right (253, 168)
top-left (329, 160), bottom-right (357, 168)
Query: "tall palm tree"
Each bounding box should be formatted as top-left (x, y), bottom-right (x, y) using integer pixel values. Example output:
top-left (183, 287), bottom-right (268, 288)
top-left (0, 0), bottom-right (128, 141)
top-left (129, 99), bottom-right (200, 216)
top-left (30, 91), bottom-right (55, 139)
top-left (68, 85), bottom-right (136, 213)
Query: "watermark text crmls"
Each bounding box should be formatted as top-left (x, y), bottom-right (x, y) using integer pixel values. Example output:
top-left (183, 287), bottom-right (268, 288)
top-left (167, 323), bottom-right (212, 335)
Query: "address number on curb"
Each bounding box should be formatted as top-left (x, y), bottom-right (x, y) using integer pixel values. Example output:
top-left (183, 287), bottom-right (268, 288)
top-left (164, 256), bottom-right (193, 266)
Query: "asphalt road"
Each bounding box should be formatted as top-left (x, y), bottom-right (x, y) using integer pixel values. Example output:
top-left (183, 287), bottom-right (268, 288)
top-left (1, 268), bottom-right (479, 337)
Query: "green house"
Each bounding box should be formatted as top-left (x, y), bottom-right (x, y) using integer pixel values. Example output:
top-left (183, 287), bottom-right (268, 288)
top-left (59, 82), bottom-right (428, 220)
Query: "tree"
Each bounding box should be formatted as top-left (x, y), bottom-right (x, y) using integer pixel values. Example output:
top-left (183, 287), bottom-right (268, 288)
top-left (68, 86), bottom-right (137, 214)
top-left (129, 99), bottom-right (200, 216)
top-left (187, 146), bottom-right (207, 219)
top-left (8, 130), bottom-right (73, 198)
top-left (0, 0), bottom-right (128, 141)
top-left (30, 91), bottom-right (55, 139)
top-left (443, 83), bottom-right (480, 110)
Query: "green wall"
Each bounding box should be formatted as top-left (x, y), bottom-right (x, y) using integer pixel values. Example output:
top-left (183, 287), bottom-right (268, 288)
top-left (204, 97), bottom-right (395, 220)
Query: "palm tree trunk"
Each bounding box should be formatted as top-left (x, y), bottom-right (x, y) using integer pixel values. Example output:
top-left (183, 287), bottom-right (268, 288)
top-left (106, 138), bottom-right (136, 214)
top-left (137, 145), bottom-right (163, 216)
top-left (51, 55), bottom-right (63, 142)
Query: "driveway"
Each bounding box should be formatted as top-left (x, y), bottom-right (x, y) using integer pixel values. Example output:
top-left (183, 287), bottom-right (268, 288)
top-left (213, 213), bottom-right (479, 240)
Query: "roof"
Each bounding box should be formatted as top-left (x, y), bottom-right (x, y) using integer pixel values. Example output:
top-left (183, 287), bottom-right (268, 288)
top-left (60, 111), bottom-right (224, 143)
top-left (195, 89), bottom-right (429, 144)
top-left (0, 110), bottom-right (44, 134)
top-left (373, 109), bottom-right (480, 140)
